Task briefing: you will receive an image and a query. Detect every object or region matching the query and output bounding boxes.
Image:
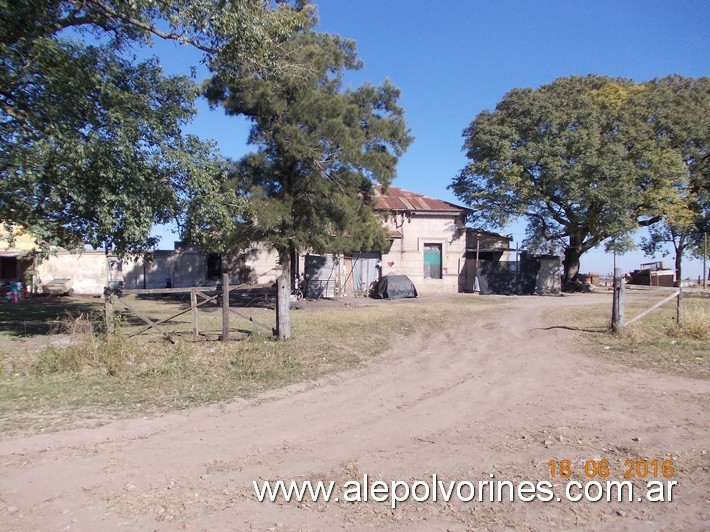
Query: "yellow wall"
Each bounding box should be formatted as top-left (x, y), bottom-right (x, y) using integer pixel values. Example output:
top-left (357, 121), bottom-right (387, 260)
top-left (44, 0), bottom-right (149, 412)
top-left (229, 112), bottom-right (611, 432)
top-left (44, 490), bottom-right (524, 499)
top-left (0, 225), bottom-right (38, 252)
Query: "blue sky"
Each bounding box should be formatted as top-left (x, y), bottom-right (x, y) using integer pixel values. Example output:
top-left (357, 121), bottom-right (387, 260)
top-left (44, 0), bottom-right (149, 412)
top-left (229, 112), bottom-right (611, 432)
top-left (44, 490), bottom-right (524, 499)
top-left (152, 0), bottom-right (709, 278)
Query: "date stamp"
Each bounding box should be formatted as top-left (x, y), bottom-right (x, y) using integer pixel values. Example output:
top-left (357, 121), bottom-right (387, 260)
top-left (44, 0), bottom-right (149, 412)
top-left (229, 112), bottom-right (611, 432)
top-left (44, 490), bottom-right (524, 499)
top-left (548, 459), bottom-right (675, 479)
top-left (546, 459), bottom-right (677, 502)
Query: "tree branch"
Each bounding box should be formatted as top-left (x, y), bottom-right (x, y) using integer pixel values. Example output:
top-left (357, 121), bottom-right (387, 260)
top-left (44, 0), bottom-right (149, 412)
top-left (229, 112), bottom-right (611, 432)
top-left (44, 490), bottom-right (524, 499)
top-left (525, 211), bottom-right (569, 240)
top-left (84, 0), bottom-right (216, 53)
top-left (0, 99), bottom-right (29, 125)
top-left (524, 167), bottom-right (570, 227)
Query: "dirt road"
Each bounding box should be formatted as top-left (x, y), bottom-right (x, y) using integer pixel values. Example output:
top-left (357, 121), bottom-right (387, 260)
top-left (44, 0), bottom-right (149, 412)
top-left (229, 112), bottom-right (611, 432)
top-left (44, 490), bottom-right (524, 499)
top-left (1, 294), bottom-right (708, 530)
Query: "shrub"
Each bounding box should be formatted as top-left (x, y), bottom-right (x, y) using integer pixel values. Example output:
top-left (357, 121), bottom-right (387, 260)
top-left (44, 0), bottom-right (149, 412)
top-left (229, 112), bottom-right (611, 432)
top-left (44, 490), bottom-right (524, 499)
top-left (667, 302), bottom-right (710, 341)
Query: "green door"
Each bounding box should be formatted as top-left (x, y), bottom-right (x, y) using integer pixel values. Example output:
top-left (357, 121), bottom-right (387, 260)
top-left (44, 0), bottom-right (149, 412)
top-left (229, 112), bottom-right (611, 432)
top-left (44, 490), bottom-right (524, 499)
top-left (423, 244), bottom-right (442, 279)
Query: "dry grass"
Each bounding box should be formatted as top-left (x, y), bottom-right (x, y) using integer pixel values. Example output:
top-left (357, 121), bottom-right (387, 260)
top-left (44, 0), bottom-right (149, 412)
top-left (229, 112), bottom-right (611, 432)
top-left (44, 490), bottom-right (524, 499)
top-left (48, 311), bottom-right (96, 336)
top-left (667, 302), bottom-right (709, 340)
top-left (545, 291), bottom-right (710, 379)
top-left (0, 295), bottom-right (493, 438)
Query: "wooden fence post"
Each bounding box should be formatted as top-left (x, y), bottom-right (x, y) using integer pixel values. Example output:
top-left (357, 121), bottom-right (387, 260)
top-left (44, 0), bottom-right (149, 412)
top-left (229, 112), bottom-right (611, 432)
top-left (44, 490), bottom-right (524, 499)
top-left (611, 267), bottom-right (625, 332)
top-left (275, 273), bottom-right (290, 340)
top-left (222, 273), bottom-right (230, 342)
top-left (191, 287), bottom-right (199, 340)
top-left (104, 290), bottom-right (115, 336)
top-left (676, 284), bottom-right (683, 328)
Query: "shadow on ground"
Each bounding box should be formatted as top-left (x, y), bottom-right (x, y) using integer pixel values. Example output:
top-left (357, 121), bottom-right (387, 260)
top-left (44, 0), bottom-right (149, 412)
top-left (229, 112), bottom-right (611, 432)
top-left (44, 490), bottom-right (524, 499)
top-left (0, 296), bottom-right (104, 338)
top-left (532, 325), bottom-right (609, 334)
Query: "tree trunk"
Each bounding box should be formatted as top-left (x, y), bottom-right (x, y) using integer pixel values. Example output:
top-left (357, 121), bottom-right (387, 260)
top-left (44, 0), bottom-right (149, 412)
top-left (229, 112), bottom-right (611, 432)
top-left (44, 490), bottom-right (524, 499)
top-left (674, 244), bottom-right (683, 287)
top-left (275, 250), bottom-right (291, 340)
top-left (562, 245), bottom-right (583, 291)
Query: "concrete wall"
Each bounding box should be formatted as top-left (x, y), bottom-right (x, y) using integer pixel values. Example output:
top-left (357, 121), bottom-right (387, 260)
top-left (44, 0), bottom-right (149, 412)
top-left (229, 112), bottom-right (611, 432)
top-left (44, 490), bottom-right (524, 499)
top-left (31, 245), bottom-right (282, 296)
top-left (226, 246), bottom-right (281, 285)
top-left (536, 258), bottom-right (562, 295)
top-left (122, 249), bottom-right (209, 289)
top-left (36, 249), bottom-right (207, 295)
top-left (121, 246), bottom-right (282, 290)
top-left (380, 212), bottom-right (467, 295)
top-left (27, 241), bottom-right (557, 298)
top-left (38, 251), bottom-right (108, 295)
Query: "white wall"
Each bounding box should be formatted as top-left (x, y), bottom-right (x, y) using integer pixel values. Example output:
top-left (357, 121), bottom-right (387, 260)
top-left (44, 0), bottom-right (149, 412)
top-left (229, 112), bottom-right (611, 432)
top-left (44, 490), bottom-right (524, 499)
top-left (33, 215), bottom-right (470, 297)
top-left (36, 246), bottom-right (283, 296)
top-left (38, 251), bottom-right (108, 295)
top-left (380, 212), bottom-right (467, 294)
top-left (231, 246), bottom-right (281, 285)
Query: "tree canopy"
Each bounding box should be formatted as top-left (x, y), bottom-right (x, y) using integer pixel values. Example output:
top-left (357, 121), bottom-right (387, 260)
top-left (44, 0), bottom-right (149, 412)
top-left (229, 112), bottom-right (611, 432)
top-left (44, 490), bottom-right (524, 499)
top-left (450, 74), bottom-right (690, 288)
top-left (0, 0), bottom-right (308, 255)
top-left (637, 76), bottom-right (710, 280)
top-left (196, 17), bottom-right (412, 338)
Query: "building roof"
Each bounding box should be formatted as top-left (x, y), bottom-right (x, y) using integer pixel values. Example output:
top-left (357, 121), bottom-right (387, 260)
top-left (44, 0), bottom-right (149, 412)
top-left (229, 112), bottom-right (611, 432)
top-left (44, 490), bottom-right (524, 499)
top-left (373, 186), bottom-right (472, 214)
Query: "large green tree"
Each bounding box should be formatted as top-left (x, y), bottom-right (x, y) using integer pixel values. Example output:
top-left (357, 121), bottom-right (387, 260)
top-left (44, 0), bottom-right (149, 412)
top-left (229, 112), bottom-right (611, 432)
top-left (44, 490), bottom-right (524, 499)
top-left (637, 76), bottom-right (710, 282)
top-left (199, 16), bottom-right (412, 339)
top-left (450, 75), bottom-right (687, 289)
top-left (0, 0), bottom-right (307, 255)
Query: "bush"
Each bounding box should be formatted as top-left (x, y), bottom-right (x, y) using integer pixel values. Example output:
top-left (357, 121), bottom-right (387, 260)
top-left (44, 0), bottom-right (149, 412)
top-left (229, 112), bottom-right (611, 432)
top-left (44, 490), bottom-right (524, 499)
top-left (667, 302), bottom-right (710, 341)
top-left (34, 312), bottom-right (133, 376)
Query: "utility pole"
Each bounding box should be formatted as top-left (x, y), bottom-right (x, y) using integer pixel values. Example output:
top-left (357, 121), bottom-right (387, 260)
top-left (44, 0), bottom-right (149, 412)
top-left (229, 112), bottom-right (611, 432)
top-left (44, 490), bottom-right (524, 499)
top-left (515, 241), bottom-right (520, 274)
top-left (611, 267), bottom-right (625, 333)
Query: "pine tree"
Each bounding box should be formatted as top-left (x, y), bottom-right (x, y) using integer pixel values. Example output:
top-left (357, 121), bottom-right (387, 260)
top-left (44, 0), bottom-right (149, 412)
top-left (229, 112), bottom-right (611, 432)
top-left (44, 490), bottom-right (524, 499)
top-left (201, 17), bottom-right (412, 338)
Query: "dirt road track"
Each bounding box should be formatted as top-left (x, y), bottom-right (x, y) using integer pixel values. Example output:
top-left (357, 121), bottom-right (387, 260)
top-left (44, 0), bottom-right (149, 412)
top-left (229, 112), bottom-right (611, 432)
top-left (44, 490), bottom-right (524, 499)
top-left (1, 294), bottom-right (708, 530)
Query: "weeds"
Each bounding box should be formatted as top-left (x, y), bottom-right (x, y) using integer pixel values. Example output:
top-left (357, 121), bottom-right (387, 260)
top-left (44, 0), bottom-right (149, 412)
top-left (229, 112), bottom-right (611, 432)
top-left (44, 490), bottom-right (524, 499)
top-left (34, 312), bottom-right (133, 376)
top-left (48, 311), bottom-right (95, 336)
top-left (666, 301), bottom-right (709, 340)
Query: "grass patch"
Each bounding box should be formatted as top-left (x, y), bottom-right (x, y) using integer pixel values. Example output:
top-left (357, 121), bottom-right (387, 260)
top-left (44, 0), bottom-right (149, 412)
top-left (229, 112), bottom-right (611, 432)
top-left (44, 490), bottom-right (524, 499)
top-left (0, 295), bottom-right (493, 437)
top-left (546, 292), bottom-right (710, 379)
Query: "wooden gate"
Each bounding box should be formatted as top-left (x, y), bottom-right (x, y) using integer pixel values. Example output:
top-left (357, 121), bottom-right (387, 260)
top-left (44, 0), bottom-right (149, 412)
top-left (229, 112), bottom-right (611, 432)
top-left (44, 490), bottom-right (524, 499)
top-left (611, 268), bottom-right (686, 332)
top-left (105, 274), bottom-right (273, 342)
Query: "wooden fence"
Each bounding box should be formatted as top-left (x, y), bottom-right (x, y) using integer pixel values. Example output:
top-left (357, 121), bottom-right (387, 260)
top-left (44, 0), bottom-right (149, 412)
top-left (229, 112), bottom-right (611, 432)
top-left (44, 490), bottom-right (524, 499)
top-left (105, 273), bottom-right (273, 343)
top-left (611, 268), bottom-right (695, 332)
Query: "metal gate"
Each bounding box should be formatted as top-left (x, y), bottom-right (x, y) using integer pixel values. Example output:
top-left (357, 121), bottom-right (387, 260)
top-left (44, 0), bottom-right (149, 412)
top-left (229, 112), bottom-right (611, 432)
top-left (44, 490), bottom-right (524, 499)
top-left (352, 252), bottom-right (380, 295)
top-left (304, 254), bottom-right (338, 299)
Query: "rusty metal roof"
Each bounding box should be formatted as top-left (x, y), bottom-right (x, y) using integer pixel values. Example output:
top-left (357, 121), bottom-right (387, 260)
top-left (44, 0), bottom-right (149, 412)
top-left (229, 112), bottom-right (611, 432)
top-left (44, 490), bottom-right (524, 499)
top-left (373, 186), bottom-right (471, 213)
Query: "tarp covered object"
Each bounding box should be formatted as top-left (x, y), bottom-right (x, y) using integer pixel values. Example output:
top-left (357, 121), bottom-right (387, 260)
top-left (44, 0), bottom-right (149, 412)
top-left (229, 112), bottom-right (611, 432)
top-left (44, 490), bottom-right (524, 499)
top-left (372, 275), bottom-right (418, 299)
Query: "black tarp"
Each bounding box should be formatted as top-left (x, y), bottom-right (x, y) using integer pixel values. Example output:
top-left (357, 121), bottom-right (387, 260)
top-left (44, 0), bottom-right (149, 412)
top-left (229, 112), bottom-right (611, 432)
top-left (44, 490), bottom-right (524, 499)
top-left (372, 275), bottom-right (418, 299)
